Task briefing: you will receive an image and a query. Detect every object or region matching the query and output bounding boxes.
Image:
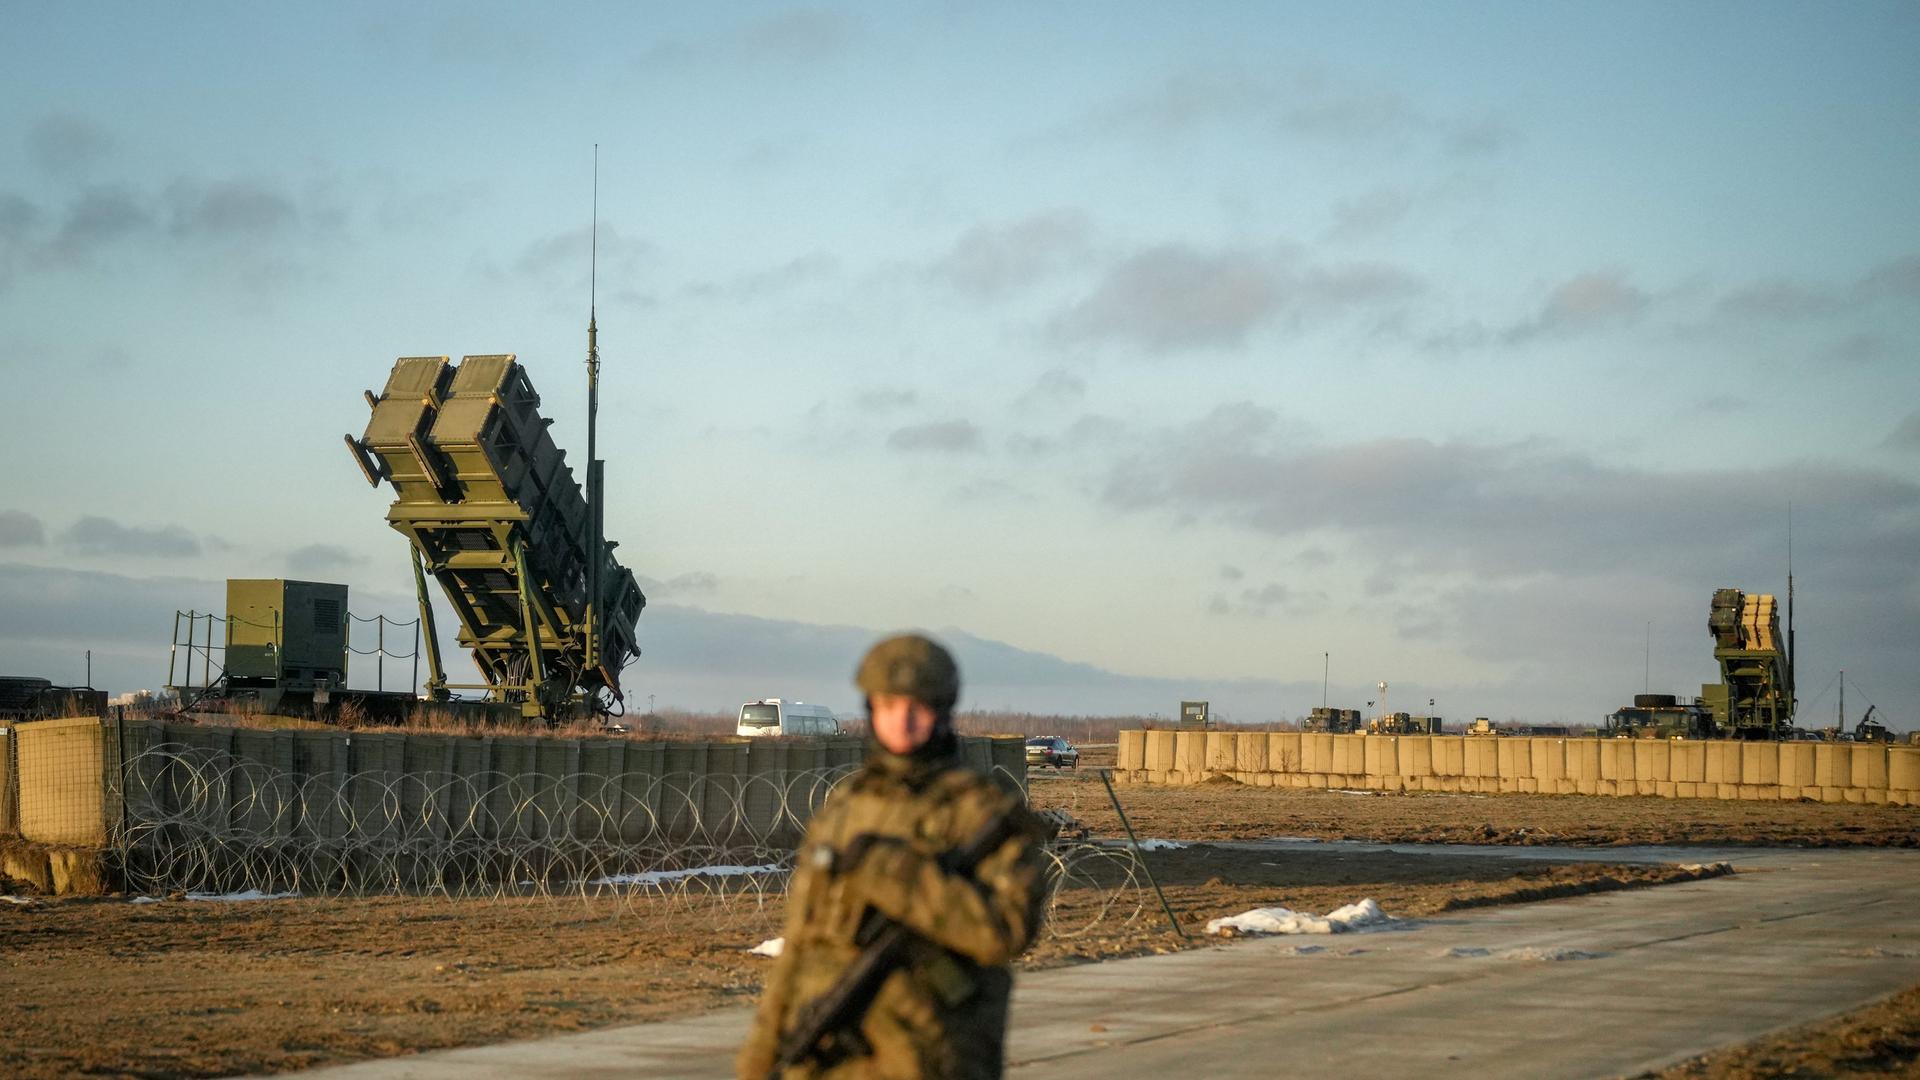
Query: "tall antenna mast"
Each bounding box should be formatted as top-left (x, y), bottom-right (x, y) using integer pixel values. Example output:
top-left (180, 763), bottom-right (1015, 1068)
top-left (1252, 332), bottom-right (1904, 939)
top-left (584, 145), bottom-right (603, 691)
top-left (1786, 501), bottom-right (1795, 706)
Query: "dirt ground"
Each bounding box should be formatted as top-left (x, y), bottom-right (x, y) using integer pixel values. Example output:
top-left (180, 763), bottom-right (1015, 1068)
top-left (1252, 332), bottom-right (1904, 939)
top-left (1649, 984), bottom-right (1920, 1079)
top-left (1031, 769), bottom-right (1920, 848)
top-left (6, 772), bottom-right (1916, 1078)
top-left (2, 846), bottom-right (1707, 1079)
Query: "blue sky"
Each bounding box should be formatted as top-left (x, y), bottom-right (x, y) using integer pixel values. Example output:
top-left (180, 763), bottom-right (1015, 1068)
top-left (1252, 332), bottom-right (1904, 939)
top-left (2, 2), bottom-right (1916, 728)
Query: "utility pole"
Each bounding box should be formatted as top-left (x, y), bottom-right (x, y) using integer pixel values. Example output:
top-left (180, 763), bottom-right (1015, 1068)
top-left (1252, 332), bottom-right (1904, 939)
top-left (1322, 651), bottom-right (1328, 710)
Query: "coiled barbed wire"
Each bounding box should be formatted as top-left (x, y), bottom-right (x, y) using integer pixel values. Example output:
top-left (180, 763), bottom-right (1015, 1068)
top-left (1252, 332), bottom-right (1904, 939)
top-left (111, 744), bottom-right (1149, 938)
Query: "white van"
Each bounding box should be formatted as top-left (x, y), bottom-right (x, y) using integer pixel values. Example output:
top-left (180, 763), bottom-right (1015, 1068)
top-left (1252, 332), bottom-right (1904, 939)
top-left (737, 698), bottom-right (840, 737)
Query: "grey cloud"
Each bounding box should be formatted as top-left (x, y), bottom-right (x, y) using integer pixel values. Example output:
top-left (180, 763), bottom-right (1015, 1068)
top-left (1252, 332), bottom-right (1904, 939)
top-left (1501, 271), bottom-right (1649, 344)
top-left (740, 8), bottom-right (855, 63)
top-left (928, 209), bottom-right (1093, 299)
top-left (287, 543), bottom-right (363, 576)
top-left (1445, 116), bottom-right (1522, 156)
top-left (854, 387), bottom-right (919, 411)
top-left (165, 179), bottom-right (299, 239)
top-left (888, 419), bottom-right (983, 454)
top-left (1219, 564), bottom-right (1244, 582)
top-left (1857, 254), bottom-right (1920, 301)
top-left (28, 113), bottom-right (114, 174)
top-left (1715, 278), bottom-right (1840, 320)
top-left (1827, 334), bottom-right (1890, 365)
top-left (638, 571), bottom-right (721, 599)
top-left (1295, 546), bottom-right (1335, 568)
top-left (0, 510), bottom-right (46, 547)
top-left (1052, 67), bottom-right (1516, 157)
top-left (640, 8), bottom-right (854, 70)
top-left (666, 571), bottom-right (719, 594)
top-left (688, 252), bottom-right (840, 301)
top-left (0, 193), bottom-right (41, 243)
top-left (1018, 368), bottom-right (1087, 409)
top-left (0, 195), bottom-right (34, 290)
top-left (1695, 394), bottom-right (1749, 415)
top-left (1207, 581), bottom-right (1329, 618)
top-left (1326, 187), bottom-right (1416, 241)
top-left (510, 224), bottom-right (649, 292)
top-left (1049, 245), bottom-right (1279, 352)
top-left (1061, 413), bottom-right (1136, 449)
top-left (43, 187), bottom-right (153, 263)
top-left (1703, 255), bottom-right (1919, 326)
top-left (1884, 412), bottom-right (1920, 452)
top-left (63, 515), bottom-right (201, 558)
top-left (1051, 244), bottom-right (1421, 353)
top-left (1101, 417), bottom-right (1920, 593)
top-left (1095, 409), bottom-right (1920, 720)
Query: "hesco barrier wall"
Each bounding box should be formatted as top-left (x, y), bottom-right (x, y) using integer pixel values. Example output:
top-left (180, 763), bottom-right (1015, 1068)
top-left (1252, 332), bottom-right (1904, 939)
top-left (1114, 730), bottom-right (1920, 805)
top-left (0, 717), bottom-right (1027, 851)
top-left (0, 723), bottom-right (16, 836)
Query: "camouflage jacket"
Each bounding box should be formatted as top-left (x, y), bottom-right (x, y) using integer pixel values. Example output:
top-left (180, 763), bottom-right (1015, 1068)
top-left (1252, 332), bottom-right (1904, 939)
top-left (738, 739), bottom-right (1048, 1080)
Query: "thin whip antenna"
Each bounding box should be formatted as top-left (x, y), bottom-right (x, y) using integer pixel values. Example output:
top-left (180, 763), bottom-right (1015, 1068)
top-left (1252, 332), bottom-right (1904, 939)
top-left (591, 144), bottom-right (598, 320)
top-left (584, 145), bottom-right (603, 689)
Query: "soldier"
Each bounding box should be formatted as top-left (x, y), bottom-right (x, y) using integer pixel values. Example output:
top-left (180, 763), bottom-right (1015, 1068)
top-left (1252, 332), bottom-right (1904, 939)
top-left (738, 633), bottom-right (1049, 1080)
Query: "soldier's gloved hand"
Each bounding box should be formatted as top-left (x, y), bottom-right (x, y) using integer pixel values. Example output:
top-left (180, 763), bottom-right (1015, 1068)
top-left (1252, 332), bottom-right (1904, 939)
top-left (841, 835), bottom-right (926, 919)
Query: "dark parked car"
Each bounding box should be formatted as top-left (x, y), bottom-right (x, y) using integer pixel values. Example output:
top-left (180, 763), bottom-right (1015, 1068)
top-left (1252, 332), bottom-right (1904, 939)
top-left (1025, 736), bottom-right (1079, 769)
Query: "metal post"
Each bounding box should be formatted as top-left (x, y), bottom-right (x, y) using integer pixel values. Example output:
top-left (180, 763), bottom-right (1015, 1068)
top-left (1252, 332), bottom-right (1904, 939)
top-left (202, 613), bottom-right (214, 689)
top-left (376, 615), bottom-right (386, 693)
top-left (513, 538), bottom-right (548, 719)
top-left (411, 617), bottom-right (421, 699)
top-left (410, 546), bottom-right (447, 699)
top-left (168, 610), bottom-right (183, 688)
top-left (1098, 768), bottom-right (1187, 940)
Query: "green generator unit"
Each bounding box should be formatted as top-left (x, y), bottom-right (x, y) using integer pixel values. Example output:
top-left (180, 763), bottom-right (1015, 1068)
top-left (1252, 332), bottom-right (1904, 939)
top-left (224, 579), bottom-right (349, 692)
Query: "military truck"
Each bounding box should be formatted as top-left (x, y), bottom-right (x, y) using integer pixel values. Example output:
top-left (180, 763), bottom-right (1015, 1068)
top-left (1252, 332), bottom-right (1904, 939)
top-left (0, 676), bottom-right (107, 721)
top-left (1603, 693), bottom-right (1715, 739)
top-left (1302, 706), bottom-right (1362, 733)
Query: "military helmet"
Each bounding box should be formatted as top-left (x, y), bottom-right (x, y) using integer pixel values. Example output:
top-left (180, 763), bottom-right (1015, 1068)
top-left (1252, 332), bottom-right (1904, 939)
top-left (855, 633), bottom-right (960, 711)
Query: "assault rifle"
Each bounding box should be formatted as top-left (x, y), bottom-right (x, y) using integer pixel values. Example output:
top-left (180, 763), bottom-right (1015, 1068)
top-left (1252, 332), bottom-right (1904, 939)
top-left (771, 810), bottom-right (1027, 1077)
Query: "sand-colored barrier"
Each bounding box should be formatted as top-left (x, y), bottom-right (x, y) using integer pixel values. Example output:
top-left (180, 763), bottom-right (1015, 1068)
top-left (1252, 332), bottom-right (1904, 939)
top-left (1110, 730), bottom-right (1916, 805)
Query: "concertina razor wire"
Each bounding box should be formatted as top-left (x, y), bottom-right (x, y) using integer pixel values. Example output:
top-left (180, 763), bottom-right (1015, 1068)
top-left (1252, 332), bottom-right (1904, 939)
top-left (110, 744), bottom-right (1150, 939)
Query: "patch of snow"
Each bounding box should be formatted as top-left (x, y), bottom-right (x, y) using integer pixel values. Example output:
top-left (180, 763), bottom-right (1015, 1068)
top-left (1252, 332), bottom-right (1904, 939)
top-left (184, 890), bottom-right (299, 902)
top-left (1678, 862), bottom-right (1733, 875)
top-left (129, 896), bottom-right (164, 904)
top-left (1440, 945), bottom-right (1608, 961)
top-left (1330, 789), bottom-right (1378, 796)
top-left (1499, 947), bottom-right (1609, 961)
top-left (1325, 899), bottom-right (1388, 928)
top-left (586, 862), bottom-right (785, 888)
top-left (2, 895), bottom-right (33, 905)
top-left (1205, 897), bottom-right (1393, 936)
top-left (1133, 839), bottom-right (1187, 851)
top-left (750, 937), bottom-right (785, 957)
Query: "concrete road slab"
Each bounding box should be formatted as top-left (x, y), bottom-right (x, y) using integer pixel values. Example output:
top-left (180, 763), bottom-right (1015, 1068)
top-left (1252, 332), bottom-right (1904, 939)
top-left (280, 847), bottom-right (1920, 1080)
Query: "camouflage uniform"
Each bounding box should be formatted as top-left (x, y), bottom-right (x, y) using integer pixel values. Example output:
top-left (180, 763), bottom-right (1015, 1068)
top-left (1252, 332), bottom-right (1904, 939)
top-left (739, 639), bottom-right (1048, 1080)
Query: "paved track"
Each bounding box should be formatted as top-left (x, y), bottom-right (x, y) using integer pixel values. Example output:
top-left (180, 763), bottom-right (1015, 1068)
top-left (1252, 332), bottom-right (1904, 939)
top-left (285, 846), bottom-right (1920, 1080)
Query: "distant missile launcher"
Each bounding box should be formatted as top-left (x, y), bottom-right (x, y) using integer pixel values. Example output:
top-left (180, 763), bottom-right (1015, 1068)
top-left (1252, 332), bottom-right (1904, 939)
top-left (347, 354), bottom-right (645, 719)
top-left (1700, 587), bottom-right (1793, 738)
